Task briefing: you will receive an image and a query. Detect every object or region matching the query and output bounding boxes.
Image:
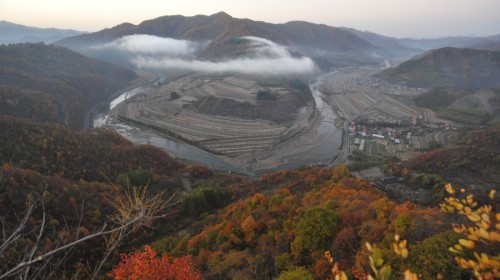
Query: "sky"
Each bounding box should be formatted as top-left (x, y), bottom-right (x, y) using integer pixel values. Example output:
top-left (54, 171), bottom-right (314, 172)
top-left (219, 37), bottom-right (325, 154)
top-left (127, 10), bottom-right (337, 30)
top-left (1, 0), bottom-right (499, 38)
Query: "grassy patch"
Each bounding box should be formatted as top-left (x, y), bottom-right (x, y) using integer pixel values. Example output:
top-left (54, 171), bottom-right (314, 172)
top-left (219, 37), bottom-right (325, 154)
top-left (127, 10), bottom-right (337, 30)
top-left (438, 108), bottom-right (489, 125)
top-left (348, 150), bottom-right (385, 171)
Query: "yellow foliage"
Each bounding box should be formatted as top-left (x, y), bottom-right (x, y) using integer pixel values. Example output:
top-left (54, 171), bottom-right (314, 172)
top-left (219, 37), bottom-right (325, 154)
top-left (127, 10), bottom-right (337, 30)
top-left (324, 250), bottom-right (349, 280)
top-left (440, 184), bottom-right (500, 279)
top-left (392, 234), bottom-right (409, 259)
top-left (365, 241), bottom-right (393, 280)
top-left (403, 270), bottom-right (418, 280)
top-left (458, 239), bottom-right (475, 249)
top-left (335, 272), bottom-right (348, 280)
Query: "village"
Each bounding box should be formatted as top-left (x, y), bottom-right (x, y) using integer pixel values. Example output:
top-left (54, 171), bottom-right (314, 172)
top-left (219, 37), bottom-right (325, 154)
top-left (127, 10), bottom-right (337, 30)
top-left (348, 114), bottom-right (455, 159)
top-left (317, 67), bottom-right (458, 160)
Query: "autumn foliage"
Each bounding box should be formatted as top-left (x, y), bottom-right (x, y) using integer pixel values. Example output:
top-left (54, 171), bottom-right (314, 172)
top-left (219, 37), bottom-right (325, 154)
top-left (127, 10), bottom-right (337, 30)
top-left (108, 245), bottom-right (202, 280)
top-left (2, 111), bottom-right (498, 279)
top-left (441, 184), bottom-right (500, 279)
top-left (0, 117), bottom-right (183, 182)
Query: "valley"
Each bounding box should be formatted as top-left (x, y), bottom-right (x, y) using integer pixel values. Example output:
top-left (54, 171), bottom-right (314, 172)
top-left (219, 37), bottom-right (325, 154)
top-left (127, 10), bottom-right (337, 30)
top-left (96, 72), bottom-right (340, 175)
top-left (93, 64), bottom-right (455, 176)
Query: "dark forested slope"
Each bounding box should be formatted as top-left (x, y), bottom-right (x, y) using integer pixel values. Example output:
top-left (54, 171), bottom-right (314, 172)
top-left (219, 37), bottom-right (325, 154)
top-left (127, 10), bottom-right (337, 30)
top-left (0, 117), bottom-right (182, 181)
top-left (0, 43), bottom-right (136, 128)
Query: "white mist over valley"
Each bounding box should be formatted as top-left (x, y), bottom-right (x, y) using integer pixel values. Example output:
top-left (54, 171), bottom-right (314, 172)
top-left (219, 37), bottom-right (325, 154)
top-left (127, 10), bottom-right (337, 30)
top-left (92, 34), bottom-right (317, 75)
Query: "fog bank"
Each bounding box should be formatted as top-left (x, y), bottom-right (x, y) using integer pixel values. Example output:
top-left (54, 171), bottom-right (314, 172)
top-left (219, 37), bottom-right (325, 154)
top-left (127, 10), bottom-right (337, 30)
top-left (93, 35), bottom-right (317, 75)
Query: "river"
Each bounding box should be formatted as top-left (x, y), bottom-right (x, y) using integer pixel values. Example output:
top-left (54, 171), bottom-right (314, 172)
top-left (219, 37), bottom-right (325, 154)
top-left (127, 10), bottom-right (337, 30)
top-left (93, 73), bottom-right (342, 175)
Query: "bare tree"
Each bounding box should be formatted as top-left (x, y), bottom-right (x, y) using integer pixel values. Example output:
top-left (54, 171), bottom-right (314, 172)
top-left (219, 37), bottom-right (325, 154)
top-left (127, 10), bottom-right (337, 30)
top-left (0, 186), bottom-right (177, 280)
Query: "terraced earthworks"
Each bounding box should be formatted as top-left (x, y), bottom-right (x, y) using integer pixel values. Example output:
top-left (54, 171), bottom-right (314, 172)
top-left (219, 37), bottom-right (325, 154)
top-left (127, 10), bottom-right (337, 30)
top-left (110, 73), bottom-right (315, 156)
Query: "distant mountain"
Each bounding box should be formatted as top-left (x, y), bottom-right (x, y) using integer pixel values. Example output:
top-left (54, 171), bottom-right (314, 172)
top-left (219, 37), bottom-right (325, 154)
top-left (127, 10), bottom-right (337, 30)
top-left (376, 47), bottom-right (500, 89)
top-left (341, 27), bottom-right (423, 58)
top-left (56, 12), bottom-right (384, 68)
top-left (469, 34), bottom-right (500, 51)
top-left (343, 29), bottom-right (500, 53)
top-left (397, 35), bottom-right (499, 51)
top-left (0, 20), bottom-right (84, 44)
top-left (0, 43), bottom-right (136, 128)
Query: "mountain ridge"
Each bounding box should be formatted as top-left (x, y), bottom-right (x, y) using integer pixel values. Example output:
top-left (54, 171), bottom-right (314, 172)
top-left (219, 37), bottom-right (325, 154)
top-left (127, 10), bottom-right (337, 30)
top-left (340, 27), bottom-right (423, 58)
top-left (397, 35), bottom-right (500, 51)
top-left (56, 12), bottom-right (385, 68)
top-left (0, 20), bottom-right (85, 44)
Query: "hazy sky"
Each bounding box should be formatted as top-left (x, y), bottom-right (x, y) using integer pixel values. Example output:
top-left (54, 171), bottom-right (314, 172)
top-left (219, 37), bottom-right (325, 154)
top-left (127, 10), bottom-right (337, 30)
top-left (1, 0), bottom-right (499, 38)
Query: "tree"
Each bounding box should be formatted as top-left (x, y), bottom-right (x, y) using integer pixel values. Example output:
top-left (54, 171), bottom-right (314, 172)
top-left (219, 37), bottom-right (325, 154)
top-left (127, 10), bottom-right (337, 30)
top-left (291, 206), bottom-right (341, 262)
top-left (332, 164), bottom-right (349, 182)
top-left (407, 231), bottom-right (469, 279)
top-left (115, 169), bottom-right (156, 189)
top-left (275, 266), bottom-right (314, 280)
top-left (0, 186), bottom-right (172, 279)
top-left (107, 245), bottom-right (201, 280)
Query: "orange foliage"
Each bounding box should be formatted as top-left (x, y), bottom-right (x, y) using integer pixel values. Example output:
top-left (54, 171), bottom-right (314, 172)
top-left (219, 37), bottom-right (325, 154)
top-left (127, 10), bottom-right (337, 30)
top-left (241, 215), bottom-right (257, 234)
top-left (259, 170), bottom-right (298, 185)
top-left (187, 233), bottom-right (207, 251)
top-left (108, 245), bottom-right (202, 280)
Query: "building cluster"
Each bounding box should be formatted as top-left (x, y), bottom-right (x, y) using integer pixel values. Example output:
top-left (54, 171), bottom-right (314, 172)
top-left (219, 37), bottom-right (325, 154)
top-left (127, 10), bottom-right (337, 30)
top-left (356, 75), bottom-right (426, 93)
top-left (349, 115), bottom-right (449, 152)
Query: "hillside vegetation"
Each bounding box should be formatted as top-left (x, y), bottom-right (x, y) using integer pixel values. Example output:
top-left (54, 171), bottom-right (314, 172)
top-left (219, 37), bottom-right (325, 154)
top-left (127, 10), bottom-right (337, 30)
top-left (1, 116), bottom-right (499, 279)
top-left (415, 88), bottom-right (500, 125)
top-left (0, 43), bottom-right (136, 128)
top-left (0, 117), bottom-right (182, 182)
top-left (0, 154), bottom-right (474, 279)
top-left (402, 127), bottom-right (500, 191)
top-left (377, 47), bottom-right (500, 89)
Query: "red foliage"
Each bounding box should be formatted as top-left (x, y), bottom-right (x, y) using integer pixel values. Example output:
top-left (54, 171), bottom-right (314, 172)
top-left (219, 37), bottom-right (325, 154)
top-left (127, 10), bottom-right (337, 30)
top-left (351, 267), bottom-right (369, 280)
top-left (108, 245), bottom-right (202, 280)
top-left (312, 258), bottom-right (333, 279)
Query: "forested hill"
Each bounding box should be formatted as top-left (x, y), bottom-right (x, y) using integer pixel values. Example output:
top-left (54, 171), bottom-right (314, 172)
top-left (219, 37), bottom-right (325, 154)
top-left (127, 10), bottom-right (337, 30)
top-left (0, 116), bottom-right (183, 182)
top-left (402, 127), bottom-right (500, 191)
top-left (0, 43), bottom-right (136, 128)
top-left (377, 47), bottom-right (500, 89)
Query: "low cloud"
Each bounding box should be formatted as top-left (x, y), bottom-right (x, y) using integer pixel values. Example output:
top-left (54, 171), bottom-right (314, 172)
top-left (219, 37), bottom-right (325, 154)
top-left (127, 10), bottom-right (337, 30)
top-left (94, 35), bottom-right (317, 75)
top-left (133, 56), bottom-right (316, 75)
top-left (93, 34), bottom-right (204, 57)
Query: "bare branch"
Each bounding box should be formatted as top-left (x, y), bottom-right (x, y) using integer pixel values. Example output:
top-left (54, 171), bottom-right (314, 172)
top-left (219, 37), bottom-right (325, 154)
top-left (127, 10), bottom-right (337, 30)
top-left (22, 198), bottom-right (46, 279)
top-left (0, 202), bottom-right (35, 256)
top-left (0, 186), bottom-right (176, 279)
